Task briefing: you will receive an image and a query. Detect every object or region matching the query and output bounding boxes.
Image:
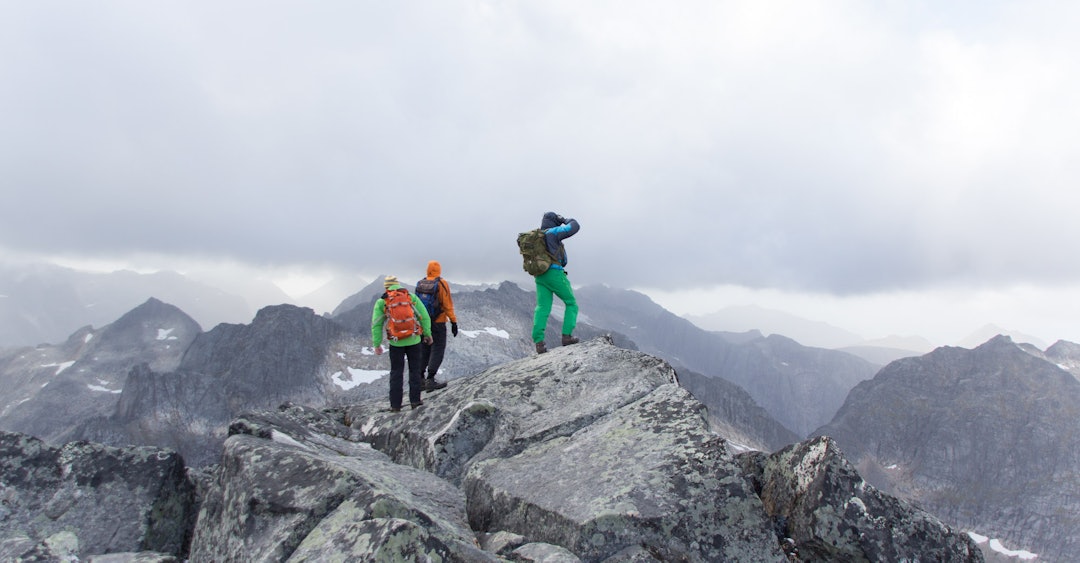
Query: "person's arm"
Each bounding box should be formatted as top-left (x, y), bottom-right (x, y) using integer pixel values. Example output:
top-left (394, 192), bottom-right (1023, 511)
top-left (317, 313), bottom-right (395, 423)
top-left (439, 278), bottom-right (457, 324)
top-left (550, 218), bottom-right (580, 241)
top-left (371, 298), bottom-right (386, 352)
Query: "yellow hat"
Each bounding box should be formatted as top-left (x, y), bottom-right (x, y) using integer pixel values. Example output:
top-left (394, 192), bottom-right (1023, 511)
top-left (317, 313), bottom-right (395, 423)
top-left (384, 275), bottom-right (401, 289)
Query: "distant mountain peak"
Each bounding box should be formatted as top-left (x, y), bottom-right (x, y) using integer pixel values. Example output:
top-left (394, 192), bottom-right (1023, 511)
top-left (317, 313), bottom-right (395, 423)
top-left (251, 303), bottom-right (319, 325)
top-left (957, 323), bottom-right (1047, 349)
top-left (975, 333), bottom-right (1017, 349)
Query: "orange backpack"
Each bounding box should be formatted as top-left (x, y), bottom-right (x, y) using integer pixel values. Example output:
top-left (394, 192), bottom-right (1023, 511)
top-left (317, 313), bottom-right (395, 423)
top-left (384, 288), bottom-right (422, 341)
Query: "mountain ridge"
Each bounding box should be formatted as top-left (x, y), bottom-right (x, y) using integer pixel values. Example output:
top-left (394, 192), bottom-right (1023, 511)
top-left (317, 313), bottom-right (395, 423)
top-left (1, 276), bottom-right (1075, 559)
top-left (814, 334), bottom-right (1080, 561)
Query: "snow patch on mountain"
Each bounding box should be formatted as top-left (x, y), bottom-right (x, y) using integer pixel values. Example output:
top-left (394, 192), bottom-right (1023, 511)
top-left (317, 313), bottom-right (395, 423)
top-left (42, 361), bottom-right (75, 375)
top-left (967, 532), bottom-right (1037, 560)
top-left (461, 327), bottom-right (509, 339)
top-left (331, 368), bottom-right (386, 390)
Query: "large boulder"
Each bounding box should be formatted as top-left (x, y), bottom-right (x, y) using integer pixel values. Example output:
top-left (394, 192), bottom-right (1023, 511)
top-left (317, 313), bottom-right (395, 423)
top-left (740, 436), bottom-right (982, 562)
top-left (189, 405), bottom-right (495, 562)
top-left (0, 431), bottom-right (196, 560)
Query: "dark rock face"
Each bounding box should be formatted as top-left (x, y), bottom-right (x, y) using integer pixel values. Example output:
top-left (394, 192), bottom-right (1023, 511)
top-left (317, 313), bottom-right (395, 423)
top-left (176, 304), bottom-right (345, 409)
top-left (0, 431), bottom-right (196, 560)
top-left (78, 304), bottom-right (357, 467)
top-left (740, 436), bottom-right (982, 562)
top-left (573, 285), bottom-right (879, 437)
top-left (0, 298), bottom-right (199, 443)
top-left (815, 335), bottom-right (1080, 561)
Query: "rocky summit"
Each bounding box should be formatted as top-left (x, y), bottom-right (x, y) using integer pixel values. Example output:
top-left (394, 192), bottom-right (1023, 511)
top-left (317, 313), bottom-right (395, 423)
top-left (1, 337), bottom-right (981, 562)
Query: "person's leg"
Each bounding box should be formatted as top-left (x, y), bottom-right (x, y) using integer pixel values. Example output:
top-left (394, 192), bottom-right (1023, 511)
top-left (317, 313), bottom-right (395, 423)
top-left (550, 270), bottom-right (579, 339)
top-left (532, 271), bottom-right (556, 343)
top-left (421, 319), bottom-right (447, 391)
top-left (420, 338), bottom-right (433, 376)
top-left (426, 323), bottom-right (448, 376)
top-left (404, 343), bottom-right (424, 406)
top-left (388, 345), bottom-right (406, 410)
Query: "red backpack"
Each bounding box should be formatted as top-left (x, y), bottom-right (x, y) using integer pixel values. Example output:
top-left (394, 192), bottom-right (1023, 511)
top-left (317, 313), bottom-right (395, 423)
top-left (384, 288), bottom-right (422, 341)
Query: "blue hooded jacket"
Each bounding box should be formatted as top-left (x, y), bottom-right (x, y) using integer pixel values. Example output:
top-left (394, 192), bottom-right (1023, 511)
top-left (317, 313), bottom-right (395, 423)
top-left (540, 212), bottom-right (580, 270)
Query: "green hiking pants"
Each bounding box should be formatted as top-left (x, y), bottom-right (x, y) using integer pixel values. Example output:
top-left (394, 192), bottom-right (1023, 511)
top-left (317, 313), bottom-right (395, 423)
top-left (532, 267), bottom-right (578, 343)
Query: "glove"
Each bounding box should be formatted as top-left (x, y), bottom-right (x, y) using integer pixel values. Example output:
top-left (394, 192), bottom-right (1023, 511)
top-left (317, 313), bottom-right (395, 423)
top-left (451, 322), bottom-right (459, 337)
top-left (422, 335), bottom-right (433, 345)
top-left (556, 215), bottom-right (568, 225)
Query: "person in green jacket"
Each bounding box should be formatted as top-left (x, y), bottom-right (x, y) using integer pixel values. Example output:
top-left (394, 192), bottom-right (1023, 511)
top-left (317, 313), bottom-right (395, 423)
top-left (372, 275), bottom-right (433, 411)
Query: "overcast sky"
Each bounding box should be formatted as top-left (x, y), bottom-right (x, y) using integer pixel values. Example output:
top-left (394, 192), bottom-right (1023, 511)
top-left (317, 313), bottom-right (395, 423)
top-left (3, 1), bottom-right (1080, 345)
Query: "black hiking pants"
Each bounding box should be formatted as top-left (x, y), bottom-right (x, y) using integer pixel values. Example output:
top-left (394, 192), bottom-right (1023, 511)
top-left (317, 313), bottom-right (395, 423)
top-left (420, 322), bottom-right (448, 379)
top-left (389, 342), bottom-right (423, 408)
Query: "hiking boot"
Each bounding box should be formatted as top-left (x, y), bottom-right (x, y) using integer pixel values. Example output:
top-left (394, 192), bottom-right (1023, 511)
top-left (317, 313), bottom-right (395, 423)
top-left (389, 407), bottom-right (402, 413)
top-left (410, 401), bottom-right (423, 409)
top-left (536, 341), bottom-right (547, 354)
top-left (425, 378), bottom-right (447, 392)
top-left (561, 334), bottom-right (580, 346)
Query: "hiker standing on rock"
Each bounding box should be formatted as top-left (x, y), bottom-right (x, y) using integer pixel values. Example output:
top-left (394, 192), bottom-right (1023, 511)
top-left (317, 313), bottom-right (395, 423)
top-left (415, 260), bottom-right (457, 392)
top-left (372, 275), bottom-right (432, 411)
top-left (530, 212), bottom-right (580, 354)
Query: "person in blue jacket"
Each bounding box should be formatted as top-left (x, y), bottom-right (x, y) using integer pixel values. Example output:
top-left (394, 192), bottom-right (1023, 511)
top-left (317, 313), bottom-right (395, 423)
top-left (532, 211), bottom-right (581, 354)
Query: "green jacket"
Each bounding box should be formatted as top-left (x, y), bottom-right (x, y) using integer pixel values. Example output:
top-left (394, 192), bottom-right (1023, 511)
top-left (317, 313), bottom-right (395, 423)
top-left (371, 285), bottom-right (432, 348)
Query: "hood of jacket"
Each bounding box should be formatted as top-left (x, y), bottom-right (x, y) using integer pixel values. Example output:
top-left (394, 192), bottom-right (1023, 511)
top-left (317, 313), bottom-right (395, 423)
top-left (541, 211), bottom-right (561, 230)
top-left (426, 260), bottom-right (442, 278)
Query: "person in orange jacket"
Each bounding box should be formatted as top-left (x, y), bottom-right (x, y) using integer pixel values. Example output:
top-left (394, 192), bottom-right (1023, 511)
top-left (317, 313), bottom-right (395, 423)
top-left (414, 260), bottom-right (458, 391)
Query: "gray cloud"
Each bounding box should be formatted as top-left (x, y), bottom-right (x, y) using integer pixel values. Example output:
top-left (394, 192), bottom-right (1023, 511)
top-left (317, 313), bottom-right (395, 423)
top-left (4, 1), bottom-right (1080, 302)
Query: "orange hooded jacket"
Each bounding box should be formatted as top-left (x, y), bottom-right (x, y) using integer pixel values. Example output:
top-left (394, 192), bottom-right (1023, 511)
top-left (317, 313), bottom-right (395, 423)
top-left (423, 260), bottom-right (457, 324)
